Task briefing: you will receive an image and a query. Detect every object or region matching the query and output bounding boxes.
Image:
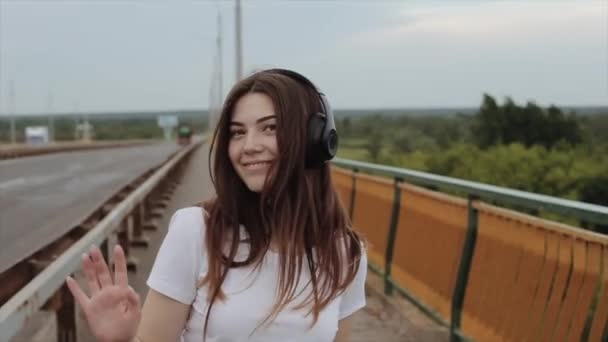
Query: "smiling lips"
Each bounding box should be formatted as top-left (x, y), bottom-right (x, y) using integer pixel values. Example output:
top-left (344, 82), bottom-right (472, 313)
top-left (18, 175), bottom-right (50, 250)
top-left (241, 160), bottom-right (272, 171)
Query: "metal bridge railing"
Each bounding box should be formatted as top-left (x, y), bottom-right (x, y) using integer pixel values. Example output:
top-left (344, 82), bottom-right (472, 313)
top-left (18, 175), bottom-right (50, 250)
top-left (331, 157), bottom-right (608, 342)
top-left (0, 139), bottom-right (202, 341)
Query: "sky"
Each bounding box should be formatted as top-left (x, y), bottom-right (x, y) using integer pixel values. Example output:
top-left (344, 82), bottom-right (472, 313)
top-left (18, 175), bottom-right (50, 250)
top-left (0, 0), bottom-right (606, 115)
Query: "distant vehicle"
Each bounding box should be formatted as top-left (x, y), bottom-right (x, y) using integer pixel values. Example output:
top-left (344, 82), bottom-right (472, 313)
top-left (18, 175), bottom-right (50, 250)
top-left (177, 125), bottom-right (193, 145)
top-left (25, 126), bottom-right (49, 145)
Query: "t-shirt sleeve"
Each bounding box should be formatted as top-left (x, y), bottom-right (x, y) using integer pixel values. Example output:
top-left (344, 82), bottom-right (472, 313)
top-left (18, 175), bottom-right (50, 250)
top-left (338, 246), bottom-right (368, 320)
top-left (146, 207), bottom-right (204, 305)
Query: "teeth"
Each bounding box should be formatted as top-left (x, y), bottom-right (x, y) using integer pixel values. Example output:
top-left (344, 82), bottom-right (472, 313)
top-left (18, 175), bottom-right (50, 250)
top-left (244, 161), bottom-right (270, 168)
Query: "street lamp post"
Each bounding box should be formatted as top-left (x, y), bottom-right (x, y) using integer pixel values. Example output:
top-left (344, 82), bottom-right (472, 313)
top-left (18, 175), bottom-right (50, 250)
top-left (235, 0), bottom-right (243, 82)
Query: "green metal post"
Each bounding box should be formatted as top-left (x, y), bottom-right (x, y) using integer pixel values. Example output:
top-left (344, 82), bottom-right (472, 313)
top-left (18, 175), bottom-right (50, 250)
top-left (384, 177), bottom-right (403, 296)
top-left (349, 169), bottom-right (358, 220)
top-left (450, 195), bottom-right (479, 341)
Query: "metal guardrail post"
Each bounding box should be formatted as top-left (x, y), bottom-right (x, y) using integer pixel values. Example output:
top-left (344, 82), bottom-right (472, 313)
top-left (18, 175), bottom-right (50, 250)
top-left (450, 195), bottom-right (479, 341)
top-left (145, 193), bottom-right (154, 220)
top-left (120, 217), bottom-right (138, 272)
top-left (100, 239), bottom-right (109, 261)
top-left (384, 177), bottom-right (403, 296)
top-left (130, 204), bottom-right (148, 247)
top-left (56, 284), bottom-right (76, 342)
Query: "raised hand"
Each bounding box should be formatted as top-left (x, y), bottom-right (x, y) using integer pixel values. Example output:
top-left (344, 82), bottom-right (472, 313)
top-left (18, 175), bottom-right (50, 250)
top-left (66, 245), bottom-right (141, 342)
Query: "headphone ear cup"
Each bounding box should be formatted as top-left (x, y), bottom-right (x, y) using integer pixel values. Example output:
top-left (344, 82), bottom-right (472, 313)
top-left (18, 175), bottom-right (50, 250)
top-left (326, 128), bottom-right (338, 158)
top-left (306, 113), bottom-right (327, 168)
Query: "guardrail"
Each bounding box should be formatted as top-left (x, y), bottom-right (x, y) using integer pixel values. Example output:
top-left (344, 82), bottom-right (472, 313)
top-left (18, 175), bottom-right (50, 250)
top-left (0, 140), bottom-right (157, 160)
top-left (331, 157), bottom-right (608, 342)
top-left (0, 138), bottom-right (203, 341)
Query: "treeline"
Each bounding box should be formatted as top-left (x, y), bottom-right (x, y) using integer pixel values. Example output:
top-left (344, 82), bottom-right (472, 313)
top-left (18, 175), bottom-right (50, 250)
top-left (0, 116), bottom-right (207, 142)
top-left (473, 94), bottom-right (584, 149)
top-left (336, 95), bottom-right (608, 233)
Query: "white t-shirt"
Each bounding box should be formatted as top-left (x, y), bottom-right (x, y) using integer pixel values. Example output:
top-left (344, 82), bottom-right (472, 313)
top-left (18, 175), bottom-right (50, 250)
top-left (147, 207), bottom-right (367, 342)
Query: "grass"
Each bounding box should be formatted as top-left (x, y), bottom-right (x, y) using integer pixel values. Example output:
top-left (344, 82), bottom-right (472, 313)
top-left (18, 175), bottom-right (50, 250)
top-left (337, 146), bottom-right (369, 161)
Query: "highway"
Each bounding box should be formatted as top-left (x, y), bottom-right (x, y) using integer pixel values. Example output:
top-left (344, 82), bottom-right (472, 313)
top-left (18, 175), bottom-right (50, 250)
top-left (0, 143), bottom-right (180, 275)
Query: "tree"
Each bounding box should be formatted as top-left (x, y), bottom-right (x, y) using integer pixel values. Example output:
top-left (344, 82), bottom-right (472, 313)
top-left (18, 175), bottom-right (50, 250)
top-left (340, 117), bottom-right (351, 137)
top-left (472, 94), bottom-right (502, 148)
top-left (366, 130), bottom-right (383, 162)
top-left (471, 94), bottom-right (583, 149)
top-left (391, 127), bottom-right (438, 154)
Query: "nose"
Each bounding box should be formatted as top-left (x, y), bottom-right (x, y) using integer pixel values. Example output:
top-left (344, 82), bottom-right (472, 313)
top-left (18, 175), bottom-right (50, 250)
top-left (242, 131), bottom-right (263, 153)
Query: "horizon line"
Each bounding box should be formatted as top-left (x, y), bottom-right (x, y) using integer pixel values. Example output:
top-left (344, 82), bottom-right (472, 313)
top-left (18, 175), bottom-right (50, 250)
top-left (2, 103), bottom-right (608, 117)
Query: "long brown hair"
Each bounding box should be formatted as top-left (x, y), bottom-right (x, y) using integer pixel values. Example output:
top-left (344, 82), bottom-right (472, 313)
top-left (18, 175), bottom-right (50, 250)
top-left (200, 70), bottom-right (363, 338)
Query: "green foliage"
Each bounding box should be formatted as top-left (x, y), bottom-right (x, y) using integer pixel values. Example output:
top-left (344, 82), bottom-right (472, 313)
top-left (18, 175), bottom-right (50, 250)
top-left (391, 127), bottom-right (438, 154)
top-left (337, 145), bottom-right (369, 160)
top-left (365, 130), bottom-right (383, 162)
top-left (0, 114), bottom-right (207, 143)
top-left (471, 94), bottom-right (583, 149)
top-left (425, 143), bottom-right (606, 199)
top-left (579, 173), bottom-right (608, 234)
top-left (337, 117), bottom-right (352, 137)
top-left (579, 114), bottom-right (608, 146)
top-left (91, 118), bottom-right (163, 140)
top-left (333, 95), bottom-right (608, 216)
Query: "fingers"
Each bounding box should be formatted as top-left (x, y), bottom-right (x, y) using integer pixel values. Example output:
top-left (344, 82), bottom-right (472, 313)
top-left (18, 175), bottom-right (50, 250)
top-left (66, 276), bottom-right (90, 310)
top-left (89, 246), bottom-right (113, 287)
top-left (82, 252), bottom-right (101, 295)
top-left (113, 245), bottom-right (128, 287)
top-left (81, 244), bottom-right (127, 296)
top-left (126, 286), bottom-right (141, 308)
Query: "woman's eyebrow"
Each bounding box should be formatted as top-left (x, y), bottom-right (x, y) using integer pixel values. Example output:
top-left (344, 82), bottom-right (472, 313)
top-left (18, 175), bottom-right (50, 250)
top-left (230, 115), bottom-right (277, 126)
top-left (256, 115), bottom-right (277, 123)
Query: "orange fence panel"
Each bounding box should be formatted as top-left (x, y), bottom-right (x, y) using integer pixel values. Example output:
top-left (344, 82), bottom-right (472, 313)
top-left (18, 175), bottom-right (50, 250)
top-left (391, 183), bottom-right (468, 321)
top-left (461, 203), bottom-right (608, 341)
top-left (331, 167), bottom-right (354, 214)
top-left (589, 245), bottom-right (608, 342)
top-left (502, 225), bottom-right (546, 341)
top-left (552, 238), bottom-right (586, 340)
top-left (330, 166), bottom-right (608, 342)
top-left (350, 172), bottom-right (395, 269)
top-left (567, 242), bottom-right (602, 341)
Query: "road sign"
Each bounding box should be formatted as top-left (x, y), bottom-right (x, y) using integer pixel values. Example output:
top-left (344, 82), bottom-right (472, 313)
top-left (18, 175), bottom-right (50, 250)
top-left (157, 115), bottom-right (178, 128)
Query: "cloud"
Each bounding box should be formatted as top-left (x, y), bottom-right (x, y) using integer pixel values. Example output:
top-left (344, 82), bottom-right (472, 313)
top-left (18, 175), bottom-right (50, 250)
top-left (348, 1), bottom-right (605, 47)
top-left (310, 1), bottom-right (607, 108)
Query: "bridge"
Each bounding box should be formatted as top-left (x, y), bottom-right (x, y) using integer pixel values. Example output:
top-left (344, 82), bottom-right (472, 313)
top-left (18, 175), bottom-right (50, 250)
top-left (0, 139), bottom-right (606, 342)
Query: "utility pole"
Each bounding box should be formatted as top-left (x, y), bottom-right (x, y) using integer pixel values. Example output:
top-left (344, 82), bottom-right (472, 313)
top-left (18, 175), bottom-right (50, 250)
top-left (217, 10), bottom-right (223, 98)
top-left (235, 0), bottom-right (243, 82)
top-left (9, 80), bottom-right (16, 144)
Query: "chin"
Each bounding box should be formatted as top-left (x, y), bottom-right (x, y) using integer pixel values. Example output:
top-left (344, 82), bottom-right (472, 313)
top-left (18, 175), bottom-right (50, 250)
top-left (243, 178), bottom-right (266, 192)
top-left (245, 184), bottom-right (264, 193)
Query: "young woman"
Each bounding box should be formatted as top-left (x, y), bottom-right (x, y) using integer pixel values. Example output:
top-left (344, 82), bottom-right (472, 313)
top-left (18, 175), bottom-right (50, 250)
top-left (66, 68), bottom-right (368, 342)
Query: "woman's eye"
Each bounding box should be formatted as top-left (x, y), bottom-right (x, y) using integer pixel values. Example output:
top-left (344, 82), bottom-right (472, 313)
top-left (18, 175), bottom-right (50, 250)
top-left (230, 129), bottom-right (245, 138)
top-left (263, 124), bottom-right (276, 132)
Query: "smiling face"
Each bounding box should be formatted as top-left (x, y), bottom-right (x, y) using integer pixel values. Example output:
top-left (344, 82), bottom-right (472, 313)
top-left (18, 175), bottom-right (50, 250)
top-left (228, 92), bottom-right (279, 192)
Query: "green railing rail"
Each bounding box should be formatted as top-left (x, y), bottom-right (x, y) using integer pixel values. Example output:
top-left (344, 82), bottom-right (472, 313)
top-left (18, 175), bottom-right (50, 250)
top-left (331, 157), bottom-right (608, 341)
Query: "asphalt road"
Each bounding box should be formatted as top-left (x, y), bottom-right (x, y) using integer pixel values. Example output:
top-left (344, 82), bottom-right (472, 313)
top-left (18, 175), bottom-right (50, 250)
top-left (0, 143), bottom-right (180, 274)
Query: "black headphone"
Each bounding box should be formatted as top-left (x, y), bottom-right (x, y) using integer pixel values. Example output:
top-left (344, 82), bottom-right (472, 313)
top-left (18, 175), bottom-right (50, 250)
top-left (263, 68), bottom-right (338, 169)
